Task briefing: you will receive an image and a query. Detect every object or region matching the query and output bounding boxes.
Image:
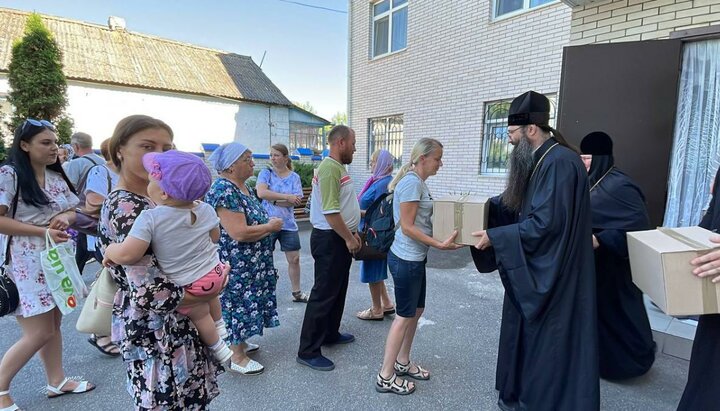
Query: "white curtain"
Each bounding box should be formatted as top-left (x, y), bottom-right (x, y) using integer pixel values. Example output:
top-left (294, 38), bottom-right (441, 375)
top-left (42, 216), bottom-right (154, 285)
top-left (664, 39), bottom-right (720, 227)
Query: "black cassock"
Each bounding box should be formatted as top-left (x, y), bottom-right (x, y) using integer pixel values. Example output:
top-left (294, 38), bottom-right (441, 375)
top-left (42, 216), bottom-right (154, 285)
top-left (471, 138), bottom-right (599, 411)
top-left (677, 168), bottom-right (720, 410)
top-left (590, 166), bottom-right (655, 379)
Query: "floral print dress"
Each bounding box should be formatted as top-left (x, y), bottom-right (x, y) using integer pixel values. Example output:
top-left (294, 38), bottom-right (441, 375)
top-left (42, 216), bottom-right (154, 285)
top-left (0, 165), bottom-right (78, 317)
top-left (98, 189), bottom-right (222, 411)
top-left (205, 178), bottom-right (279, 344)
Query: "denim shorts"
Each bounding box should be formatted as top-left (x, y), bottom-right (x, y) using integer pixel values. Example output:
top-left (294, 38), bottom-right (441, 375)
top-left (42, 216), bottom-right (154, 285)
top-left (269, 230), bottom-right (301, 252)
top-left (387, 250), bottom-right (427, 318)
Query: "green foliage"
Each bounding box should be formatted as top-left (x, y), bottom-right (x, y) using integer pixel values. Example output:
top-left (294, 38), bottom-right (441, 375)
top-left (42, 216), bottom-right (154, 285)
top-left (245, 169), bottom-right (262, 189)
top-left (292, 161), bottom-right (316, 188)
top-left (331, 111), bottom-right (347, 125)
top-left (0, 138), bottom-right (6, 162)
top-left (7, 13), bottom-right (69, 132)
top-left (293, 101), bottom-right (316, 115)
top-left (55, 116), bottom-right (74, 145)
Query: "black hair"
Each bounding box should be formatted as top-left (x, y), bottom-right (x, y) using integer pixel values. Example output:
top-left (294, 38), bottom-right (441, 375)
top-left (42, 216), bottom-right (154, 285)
top-left (6, 121), bottom-right (77, 207)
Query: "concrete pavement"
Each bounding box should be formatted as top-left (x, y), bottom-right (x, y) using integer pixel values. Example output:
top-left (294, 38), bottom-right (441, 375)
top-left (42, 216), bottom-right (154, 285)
top-left (0, 222), bottom-right (689, 410)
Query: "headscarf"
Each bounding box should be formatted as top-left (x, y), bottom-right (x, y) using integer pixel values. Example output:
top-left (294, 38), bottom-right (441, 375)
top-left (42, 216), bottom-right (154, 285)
top-left (208, 142), bottom-right (248, 172)
top-left (60, 144), bottom-right (75, 160)
top-left (358, 149), bottom-right (394, 200)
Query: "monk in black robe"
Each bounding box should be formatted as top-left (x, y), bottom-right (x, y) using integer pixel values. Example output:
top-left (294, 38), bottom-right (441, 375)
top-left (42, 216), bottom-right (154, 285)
top-left (677, 167), bottom-right (720, 410)
top-left (471, 91), bottom-right (599, 411)
top-left (581, 131), bottom-right (655, 380)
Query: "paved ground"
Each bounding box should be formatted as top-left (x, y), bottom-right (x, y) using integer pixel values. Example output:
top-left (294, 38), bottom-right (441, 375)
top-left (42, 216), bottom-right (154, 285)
top-left (0, 221), bottom-right (689, 410)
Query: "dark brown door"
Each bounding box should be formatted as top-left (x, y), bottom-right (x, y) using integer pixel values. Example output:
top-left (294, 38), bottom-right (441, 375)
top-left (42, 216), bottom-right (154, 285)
top-left (557, 40), bottom-right (683, 226)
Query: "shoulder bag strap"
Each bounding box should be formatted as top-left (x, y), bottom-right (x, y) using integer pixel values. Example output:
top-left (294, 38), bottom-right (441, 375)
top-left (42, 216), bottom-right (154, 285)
top-left (4, 171), bottom-right (20, 266)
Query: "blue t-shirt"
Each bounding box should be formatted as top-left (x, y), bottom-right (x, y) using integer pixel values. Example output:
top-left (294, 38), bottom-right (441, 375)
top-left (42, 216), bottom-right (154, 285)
top-left (257, 168), bottom-right (303, 231)
top-left (359, 175), bottom-right (392, 231)
top-left (390, 172), bottom-right (433, 262)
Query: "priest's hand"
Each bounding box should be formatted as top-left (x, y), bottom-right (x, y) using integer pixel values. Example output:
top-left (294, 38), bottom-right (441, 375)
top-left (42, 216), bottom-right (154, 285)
top-left (472, 230), bottom-right (492, 250)
top-left (691, 235), bottom-right (720, 283)
top-left (592, 235), bottom-right (600, 249)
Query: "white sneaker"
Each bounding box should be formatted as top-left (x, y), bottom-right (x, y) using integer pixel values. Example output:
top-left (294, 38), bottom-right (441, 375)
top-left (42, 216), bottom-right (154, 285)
top-left (245, 342), bottom-right (259, 353)
top-left (229, 359), bottom-right (264, 375)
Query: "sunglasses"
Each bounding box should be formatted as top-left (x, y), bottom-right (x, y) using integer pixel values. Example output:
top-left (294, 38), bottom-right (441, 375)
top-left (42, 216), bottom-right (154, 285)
top-left (21, 118), bottom-right (56, 135)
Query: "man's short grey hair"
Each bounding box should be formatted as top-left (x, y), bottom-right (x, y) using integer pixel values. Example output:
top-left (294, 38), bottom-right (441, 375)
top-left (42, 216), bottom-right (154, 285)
top-left (71, 132), bottom-right (93, 149)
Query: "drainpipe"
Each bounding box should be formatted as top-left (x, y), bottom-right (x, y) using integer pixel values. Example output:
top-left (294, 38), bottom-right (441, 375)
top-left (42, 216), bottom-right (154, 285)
top-left (346, 0), bottom-right (352, 132)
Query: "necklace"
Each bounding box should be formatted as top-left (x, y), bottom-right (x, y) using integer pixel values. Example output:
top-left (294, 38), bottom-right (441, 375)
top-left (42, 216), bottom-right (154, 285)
top-left (529, 143), bottom-right (559, 181)
top-left (589, 166), bottom-right (615, 192)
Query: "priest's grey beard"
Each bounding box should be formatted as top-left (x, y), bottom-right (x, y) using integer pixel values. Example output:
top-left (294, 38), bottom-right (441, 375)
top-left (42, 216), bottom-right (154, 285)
top-left (501, 135), bottom-right (534, 212)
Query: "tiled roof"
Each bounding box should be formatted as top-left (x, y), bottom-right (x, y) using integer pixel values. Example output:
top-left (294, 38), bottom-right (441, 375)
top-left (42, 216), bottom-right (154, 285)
top-left (0, 8), bottom-right (292, 106)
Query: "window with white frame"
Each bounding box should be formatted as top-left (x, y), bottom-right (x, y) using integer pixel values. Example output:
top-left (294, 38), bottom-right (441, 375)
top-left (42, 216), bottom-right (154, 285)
top-left (480, 95), bottom-right (557, 174)
top-left (369, 115), bottom-right (403, 168)
top-left (494, 0), bottom-right (555, 18)
top-left (372, 0), bottom-right (408, 58)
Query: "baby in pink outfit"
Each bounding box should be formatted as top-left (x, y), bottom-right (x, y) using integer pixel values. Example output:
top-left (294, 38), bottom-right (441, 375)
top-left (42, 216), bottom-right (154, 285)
top-left (103, 150), bottom-right (231, 364)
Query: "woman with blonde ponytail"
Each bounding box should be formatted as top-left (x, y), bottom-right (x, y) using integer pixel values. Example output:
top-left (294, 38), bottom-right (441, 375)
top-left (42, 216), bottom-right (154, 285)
top-left (375, 138), bottom-right (461, 395)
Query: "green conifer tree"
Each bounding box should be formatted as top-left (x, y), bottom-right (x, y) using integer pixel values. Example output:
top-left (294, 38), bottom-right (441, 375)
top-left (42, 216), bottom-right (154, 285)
top-left (7, 13), bottom-right (73, 139)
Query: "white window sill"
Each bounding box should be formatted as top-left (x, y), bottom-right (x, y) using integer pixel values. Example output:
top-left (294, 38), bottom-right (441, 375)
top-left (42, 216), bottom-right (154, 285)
top-left (371, 47), bottom-right (408, 62)
top-left (491, 1), bottom-right (560, 24)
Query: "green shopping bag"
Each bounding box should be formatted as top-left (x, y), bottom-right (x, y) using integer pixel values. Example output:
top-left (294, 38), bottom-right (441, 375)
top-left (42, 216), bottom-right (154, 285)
top-left (41, 231), bottom-right (86, 315)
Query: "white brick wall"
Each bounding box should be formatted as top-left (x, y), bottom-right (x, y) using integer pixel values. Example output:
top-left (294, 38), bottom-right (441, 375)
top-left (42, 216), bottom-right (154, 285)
top-left (348, 0), bottom-right (571, 198)
top-left (569, 0), bottom-right (720, 44)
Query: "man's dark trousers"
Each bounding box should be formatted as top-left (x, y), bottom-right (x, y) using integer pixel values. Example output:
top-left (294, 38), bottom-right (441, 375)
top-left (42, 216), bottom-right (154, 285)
top-left (298, 228), bottom-right (353, 359)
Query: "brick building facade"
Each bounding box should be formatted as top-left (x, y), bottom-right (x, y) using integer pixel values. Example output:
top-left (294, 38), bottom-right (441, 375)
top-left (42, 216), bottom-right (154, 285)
top-left (348, 0), bottom-right (571, 198)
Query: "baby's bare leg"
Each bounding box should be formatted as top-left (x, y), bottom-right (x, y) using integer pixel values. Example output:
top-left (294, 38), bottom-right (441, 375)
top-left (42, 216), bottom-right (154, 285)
top-left (185, 303), bottom-right (220, 346)
top-left (209, 297), bottom-right (222, 321)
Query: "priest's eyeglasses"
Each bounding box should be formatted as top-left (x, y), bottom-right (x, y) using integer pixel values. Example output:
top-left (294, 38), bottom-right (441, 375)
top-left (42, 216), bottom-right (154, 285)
top-left (506, 126), bottom-right (526, 137)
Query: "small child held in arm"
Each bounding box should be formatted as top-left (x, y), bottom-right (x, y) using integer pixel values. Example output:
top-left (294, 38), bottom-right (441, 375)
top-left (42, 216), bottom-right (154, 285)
top-left (103, 150), bottom-right (232, 364)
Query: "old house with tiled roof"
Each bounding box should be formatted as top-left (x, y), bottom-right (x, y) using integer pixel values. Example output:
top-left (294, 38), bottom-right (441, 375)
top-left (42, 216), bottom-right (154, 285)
top-left (0, 8), bottom-right (329, 152)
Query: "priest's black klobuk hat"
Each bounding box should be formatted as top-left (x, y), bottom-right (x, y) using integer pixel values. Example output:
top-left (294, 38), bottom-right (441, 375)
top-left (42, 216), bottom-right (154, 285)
top-left (508, 91), bottom-right (550, 126)
top-left (580, 131), bottom-right (613, 155)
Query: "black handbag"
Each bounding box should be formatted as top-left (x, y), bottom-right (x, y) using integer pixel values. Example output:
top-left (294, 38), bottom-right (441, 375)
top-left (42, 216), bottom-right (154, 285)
top-left (0, 180), bottom-right (20, 317)
top-left (353, 232), bottom-right (388, 261)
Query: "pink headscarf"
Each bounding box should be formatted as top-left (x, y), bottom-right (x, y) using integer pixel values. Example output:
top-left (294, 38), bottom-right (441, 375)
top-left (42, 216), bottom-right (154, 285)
top-left (358, 149), bottom-right (394, 200)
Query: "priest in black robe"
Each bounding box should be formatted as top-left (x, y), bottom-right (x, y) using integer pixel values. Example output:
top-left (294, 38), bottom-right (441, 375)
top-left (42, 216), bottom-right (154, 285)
top-left (470, 91), bottom-right (599, 411)
top-left (581, 131), bottom-right (655, 380)
top-left (677, 166), bottom-right (720, 410)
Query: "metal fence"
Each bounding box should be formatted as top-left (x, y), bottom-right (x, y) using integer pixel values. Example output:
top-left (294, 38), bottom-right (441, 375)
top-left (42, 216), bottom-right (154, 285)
top-left (368, 115), bottom-right (404, 168)
top-left (289, 122), bottom-right (325, 152)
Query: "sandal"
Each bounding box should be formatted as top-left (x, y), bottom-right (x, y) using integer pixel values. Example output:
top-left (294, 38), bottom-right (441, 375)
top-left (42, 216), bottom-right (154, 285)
top-left (394, 360), bottom-right (431, 380)
top-left (47, 378), bottom-right (96, 398)
top-left (375, 373), bottom-right (415, 395)
top-left (292, 291), bottom-right (309, 303)
top-left (0, 390), bottom-right (19, 411)
top-left (383, 306), bottom-right (396, 315)
top-left (87, 334), bottom-right (121, 357)
top-left (356, 308), bottom-right (384, 321)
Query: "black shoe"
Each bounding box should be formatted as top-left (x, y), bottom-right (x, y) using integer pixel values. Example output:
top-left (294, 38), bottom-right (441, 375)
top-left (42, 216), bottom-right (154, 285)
top-left (323, 332), bottom-right (355, 345)
top-left (296, 355), bottom-right (335, 371)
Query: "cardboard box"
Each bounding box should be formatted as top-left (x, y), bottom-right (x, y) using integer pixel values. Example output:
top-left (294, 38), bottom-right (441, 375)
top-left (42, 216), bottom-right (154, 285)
top-left (432, 196), bottom-right (489, 246)
top-left (627, 226), bottom-right (720, 316)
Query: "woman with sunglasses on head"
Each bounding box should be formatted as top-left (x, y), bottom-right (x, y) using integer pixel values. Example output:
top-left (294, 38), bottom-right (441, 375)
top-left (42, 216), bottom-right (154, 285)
top-left (0, 119), bottom-right (95, 411)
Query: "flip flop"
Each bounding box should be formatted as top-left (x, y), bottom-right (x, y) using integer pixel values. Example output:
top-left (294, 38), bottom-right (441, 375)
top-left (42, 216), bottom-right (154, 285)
top-left (87, 335), bottom-right (121, 357)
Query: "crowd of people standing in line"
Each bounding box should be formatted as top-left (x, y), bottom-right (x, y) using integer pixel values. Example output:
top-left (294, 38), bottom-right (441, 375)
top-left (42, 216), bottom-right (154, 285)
top-left (0, 90), bottom-right (719, 409)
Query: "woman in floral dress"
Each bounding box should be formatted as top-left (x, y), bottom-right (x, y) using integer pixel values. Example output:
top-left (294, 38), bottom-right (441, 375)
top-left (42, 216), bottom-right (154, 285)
top-left (98, 115), bottom-right (224, 410)
top-left (0, 119), bottom-right (95, 411)
top-left (205, 142), bottom-right (282, 375)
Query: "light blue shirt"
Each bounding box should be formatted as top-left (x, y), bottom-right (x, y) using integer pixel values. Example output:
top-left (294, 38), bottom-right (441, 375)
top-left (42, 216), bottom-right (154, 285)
top-left (257, 168), bottom-right (303, 231)
top-left (390, 172), bottom-right (433, 262)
